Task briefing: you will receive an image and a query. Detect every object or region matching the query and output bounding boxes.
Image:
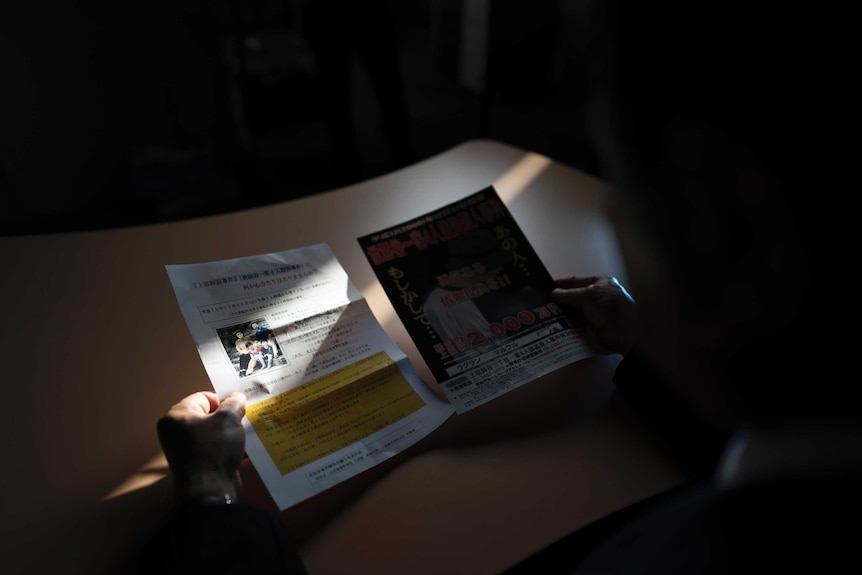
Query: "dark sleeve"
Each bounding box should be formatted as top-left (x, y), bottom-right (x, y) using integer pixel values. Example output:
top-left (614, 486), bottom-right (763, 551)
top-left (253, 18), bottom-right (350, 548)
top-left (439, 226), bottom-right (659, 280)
top-left (137, 502), bottom-right (308, 575)
top-left (612, 349), bottom-right (730, 478)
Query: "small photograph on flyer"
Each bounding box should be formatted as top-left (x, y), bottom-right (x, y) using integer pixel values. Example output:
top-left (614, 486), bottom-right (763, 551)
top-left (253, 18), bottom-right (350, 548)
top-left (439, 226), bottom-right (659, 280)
top-left (217, 318), bottom-right (287, 379)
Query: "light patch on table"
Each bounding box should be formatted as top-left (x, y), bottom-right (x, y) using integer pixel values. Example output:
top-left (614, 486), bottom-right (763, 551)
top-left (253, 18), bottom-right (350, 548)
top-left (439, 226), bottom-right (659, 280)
top-left (101, 453), bottom-right (168, 501)
top-left (247, 351), bottom-right (426, 474)
top-left (494, 152), bottom-right (552, 201)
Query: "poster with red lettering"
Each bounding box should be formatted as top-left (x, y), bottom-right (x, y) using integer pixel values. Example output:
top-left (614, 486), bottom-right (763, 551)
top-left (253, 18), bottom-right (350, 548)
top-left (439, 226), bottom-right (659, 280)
top-left (358, 186), bottom-right (599, 413)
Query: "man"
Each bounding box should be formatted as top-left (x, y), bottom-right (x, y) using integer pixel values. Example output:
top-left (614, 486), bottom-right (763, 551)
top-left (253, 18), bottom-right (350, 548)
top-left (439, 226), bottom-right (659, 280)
top-left (140, 2), bottom-right (855, 573)
top-left (234, 330), bottom-right (252, 377)
top-left (251, 322), bottom-right (273, 345)
top-left (252, 321), bottom-right (277, 366)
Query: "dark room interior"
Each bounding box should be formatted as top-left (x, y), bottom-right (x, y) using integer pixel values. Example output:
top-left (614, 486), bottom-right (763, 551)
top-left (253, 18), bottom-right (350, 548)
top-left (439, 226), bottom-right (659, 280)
top-left (1, 3), bottom-right (851, 574)
top-left (1, 0), bottom-right (602, 234)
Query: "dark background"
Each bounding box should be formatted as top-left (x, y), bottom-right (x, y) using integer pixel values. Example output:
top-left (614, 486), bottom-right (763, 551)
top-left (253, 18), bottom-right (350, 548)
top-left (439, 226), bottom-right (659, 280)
top-left (1, 0), bottom-right (603, 234)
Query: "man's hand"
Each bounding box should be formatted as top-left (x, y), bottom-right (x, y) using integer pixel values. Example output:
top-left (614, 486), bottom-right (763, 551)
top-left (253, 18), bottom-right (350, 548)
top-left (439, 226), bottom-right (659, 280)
top-left (157, 391), bottom-right (247, 502)
top-left (552, 275), bottom-right (639, 356)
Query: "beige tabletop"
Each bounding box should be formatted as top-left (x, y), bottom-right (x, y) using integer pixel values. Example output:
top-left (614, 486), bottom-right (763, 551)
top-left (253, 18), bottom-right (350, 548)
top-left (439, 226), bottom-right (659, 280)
top-left (0, 140), bottom-right (687, 574)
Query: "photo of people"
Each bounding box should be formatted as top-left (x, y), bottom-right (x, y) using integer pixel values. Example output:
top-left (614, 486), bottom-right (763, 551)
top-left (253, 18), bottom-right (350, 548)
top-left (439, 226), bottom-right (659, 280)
top-left (217, 318), bottom-right (287, 378)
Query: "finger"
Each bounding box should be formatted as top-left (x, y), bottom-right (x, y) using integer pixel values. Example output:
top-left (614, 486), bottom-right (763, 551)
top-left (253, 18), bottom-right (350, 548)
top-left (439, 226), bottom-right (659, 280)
top-left (172, 391), bottom-right (220, 416)
top-left (217, 392), bottom-right (247, 422)
top-left (551, 286), bottom-right (593, 307)
top-left (201, 391), bottom-right (220, 412)
top-left (554, 276), bottom-right (602, 289)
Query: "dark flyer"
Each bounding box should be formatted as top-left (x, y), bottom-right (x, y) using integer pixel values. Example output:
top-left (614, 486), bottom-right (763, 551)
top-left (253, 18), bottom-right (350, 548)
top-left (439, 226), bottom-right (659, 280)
top-left (358, 186), bottom-right (598, 412)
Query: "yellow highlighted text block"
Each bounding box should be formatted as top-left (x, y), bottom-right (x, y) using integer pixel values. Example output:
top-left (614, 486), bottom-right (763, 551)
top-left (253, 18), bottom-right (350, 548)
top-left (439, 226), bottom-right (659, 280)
top-left (246, 352), bottom-right (426, 474)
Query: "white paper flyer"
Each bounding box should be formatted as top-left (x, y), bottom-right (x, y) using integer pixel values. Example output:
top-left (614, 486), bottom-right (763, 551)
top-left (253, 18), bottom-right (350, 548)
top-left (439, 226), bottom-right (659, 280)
top-left (166, 244), bottom-right (455, 509)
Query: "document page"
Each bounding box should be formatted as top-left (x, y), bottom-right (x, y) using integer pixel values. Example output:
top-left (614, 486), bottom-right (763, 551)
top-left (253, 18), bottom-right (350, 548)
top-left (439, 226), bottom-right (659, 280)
top-left (358, 187), bottom-right (600, 413)
top-left (166, 244), bottom-right (455, 509)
